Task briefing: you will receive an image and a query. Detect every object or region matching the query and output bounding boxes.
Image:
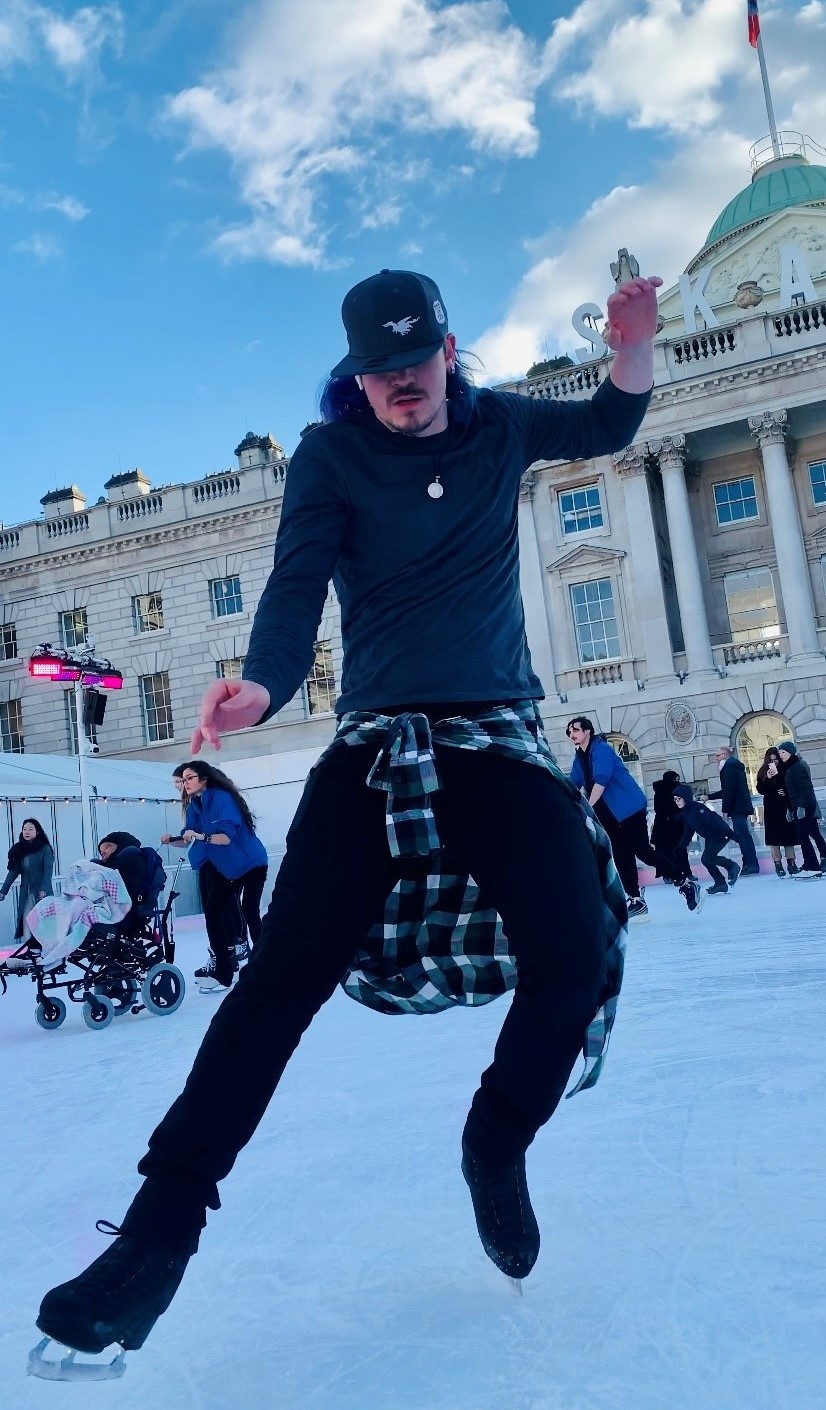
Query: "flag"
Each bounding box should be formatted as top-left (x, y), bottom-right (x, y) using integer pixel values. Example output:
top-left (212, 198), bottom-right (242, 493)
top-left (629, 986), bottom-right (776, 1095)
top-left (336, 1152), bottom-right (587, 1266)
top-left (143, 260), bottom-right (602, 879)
top-left (748, 0), bottom-right (760, 48)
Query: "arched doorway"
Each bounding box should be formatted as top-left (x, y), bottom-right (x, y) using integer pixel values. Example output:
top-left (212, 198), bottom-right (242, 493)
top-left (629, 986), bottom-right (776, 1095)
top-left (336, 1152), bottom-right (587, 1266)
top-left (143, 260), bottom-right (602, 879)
top-left (607, 734), bottom-right (644, 789)
top-left (734, 712), bottom-right (793, 794)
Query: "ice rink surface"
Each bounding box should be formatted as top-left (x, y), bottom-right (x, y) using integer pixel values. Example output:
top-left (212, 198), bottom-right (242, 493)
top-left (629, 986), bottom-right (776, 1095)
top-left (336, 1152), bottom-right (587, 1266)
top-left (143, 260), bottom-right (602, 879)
top-left (1, 875), bottom-right (824, 1410)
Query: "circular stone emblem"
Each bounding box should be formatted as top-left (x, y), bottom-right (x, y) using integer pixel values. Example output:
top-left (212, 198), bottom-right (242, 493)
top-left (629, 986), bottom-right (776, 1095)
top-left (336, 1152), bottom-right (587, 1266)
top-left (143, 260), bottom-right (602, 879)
top-left (665, 700), bottom-right (698, 745)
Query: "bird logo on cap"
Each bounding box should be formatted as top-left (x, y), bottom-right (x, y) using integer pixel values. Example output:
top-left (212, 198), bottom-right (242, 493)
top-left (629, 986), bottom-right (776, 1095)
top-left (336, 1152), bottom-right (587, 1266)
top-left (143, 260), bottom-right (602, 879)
top-left (382, 316), bottom-right (419, 336)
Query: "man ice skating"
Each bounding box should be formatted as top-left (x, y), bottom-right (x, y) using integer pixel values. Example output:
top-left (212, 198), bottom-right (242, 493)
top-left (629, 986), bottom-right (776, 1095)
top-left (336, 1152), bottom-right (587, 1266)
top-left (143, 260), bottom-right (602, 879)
top-left (708, 746), bottom-right (759, 875)
top-left (35, 266), bottom-right (662, 1371)
top-left (672, 785), bottom-right (740, 895)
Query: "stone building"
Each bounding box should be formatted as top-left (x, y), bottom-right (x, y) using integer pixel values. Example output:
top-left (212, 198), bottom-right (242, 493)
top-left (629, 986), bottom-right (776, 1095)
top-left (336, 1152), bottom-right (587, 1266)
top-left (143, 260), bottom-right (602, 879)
top-left (1, 134), bottom-right (825, 799)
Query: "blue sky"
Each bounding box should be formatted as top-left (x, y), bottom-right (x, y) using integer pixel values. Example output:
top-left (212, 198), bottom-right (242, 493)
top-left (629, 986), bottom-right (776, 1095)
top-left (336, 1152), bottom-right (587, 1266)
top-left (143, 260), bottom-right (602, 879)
top-left (1, 0), bottom-right (825, 527)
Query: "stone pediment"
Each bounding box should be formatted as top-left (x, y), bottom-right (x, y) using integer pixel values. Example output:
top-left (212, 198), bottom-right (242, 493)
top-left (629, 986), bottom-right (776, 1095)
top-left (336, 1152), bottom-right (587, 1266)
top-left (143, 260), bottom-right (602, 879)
top-left (657, 207), bottom-right (826, 334)
top-left (547, 543), bottom-right (626, 576)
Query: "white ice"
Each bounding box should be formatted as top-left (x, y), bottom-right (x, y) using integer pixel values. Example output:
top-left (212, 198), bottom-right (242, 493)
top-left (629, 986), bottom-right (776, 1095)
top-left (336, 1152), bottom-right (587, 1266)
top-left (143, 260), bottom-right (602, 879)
top-left (2, 875), bottom-right (824, 1410)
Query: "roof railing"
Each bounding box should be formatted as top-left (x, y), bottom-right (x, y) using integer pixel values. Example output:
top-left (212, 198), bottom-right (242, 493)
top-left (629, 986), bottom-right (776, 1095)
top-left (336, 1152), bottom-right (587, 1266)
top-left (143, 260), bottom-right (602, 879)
top-left (749, 130), bottom-right (826, 174)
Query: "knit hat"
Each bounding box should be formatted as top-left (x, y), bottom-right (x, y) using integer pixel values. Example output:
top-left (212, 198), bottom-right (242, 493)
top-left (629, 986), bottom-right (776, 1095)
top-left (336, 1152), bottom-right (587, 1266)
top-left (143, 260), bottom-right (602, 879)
top-left (330, 269), bottom-right (449, 377)
top-left (776, 740), bottom-right (797, 756)
top-left (99, 831), bottom-right (141, 852)
top-left (672, 784), bottom-right (694, 803)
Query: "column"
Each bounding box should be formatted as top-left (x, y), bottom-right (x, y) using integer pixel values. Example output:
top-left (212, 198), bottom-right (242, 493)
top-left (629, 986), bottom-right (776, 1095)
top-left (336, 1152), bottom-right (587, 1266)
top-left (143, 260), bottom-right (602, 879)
top-left (648, 435), bottom-right (715, 674)
top-left (748, 410), bottom-right (820, 658)
top-left (517, 472), bottom-right (559, 699)
top-left (613, 445), bottom-right (675, 679)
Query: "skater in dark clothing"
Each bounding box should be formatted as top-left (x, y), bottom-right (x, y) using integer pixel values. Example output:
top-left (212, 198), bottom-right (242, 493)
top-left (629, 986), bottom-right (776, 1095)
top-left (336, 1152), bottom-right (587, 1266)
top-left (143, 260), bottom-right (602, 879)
top-left (708, 746), bottom-right (759, 874)
top-left (672, 785), bottom-right (740, 894)
top-left (777, 741), bottom-right (826, 878)
top-left (755, 748), bottom-right (798, 877)
top-left (566, 719), bottom-right (702, 922)
top-left (36, 266), bottom-right (663, 1368)
top-left (650, 770), bottom-right (691, 879)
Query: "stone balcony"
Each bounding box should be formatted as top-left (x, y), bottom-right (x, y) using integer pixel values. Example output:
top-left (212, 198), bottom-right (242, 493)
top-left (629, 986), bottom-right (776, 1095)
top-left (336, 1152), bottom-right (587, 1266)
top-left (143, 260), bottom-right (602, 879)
top-left (0, 460), bottom-right (287, 566)
top-left (497, 296), bottom-right (826, 403)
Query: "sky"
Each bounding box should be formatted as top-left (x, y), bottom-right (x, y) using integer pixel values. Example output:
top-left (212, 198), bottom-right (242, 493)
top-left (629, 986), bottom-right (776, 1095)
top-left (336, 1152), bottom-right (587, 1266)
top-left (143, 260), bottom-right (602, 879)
top-left (2, 872), bottom-right (824, 1406)
top-left (1, 0), bottom-right (825, 526)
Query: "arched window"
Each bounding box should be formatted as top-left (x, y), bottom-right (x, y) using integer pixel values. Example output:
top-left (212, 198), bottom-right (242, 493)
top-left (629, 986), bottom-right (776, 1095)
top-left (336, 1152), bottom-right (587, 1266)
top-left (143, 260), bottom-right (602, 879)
top-left (607, 734), bottom-right (644, 789)
top-left (734, 712), bottom-right (793, 794)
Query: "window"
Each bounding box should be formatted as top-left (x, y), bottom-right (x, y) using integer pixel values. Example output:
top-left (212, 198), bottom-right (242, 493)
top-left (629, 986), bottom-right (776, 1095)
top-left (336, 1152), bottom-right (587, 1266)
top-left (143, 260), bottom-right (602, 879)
top-left (570, 579), bottom-right (620, 663)
top-left (0, 623), bottom-right (17, 660)
top-left (713, 476), bottom-right (758, 526)
top-left (559, 484), bottom-right (603, 535)
top-left (735, 712), bottom-right (794, 795)
top-left (140, 671), bottom-right (174, 742)
top-left (724, 568), bottom-right (780, 643)
top-left (809, 460), bottom-right (826, 507)
top-left (132, 593), bottom-right (164, 633)
top-left (216, 657), bottom-right (246, 679)
top-left (210, 575), bottom-right (243, 618)
top-left (305, 641), bottom-right (336, 715)
top-left (607, 734), bottom-right (643, 790)
top-left (60, 607), bottom-right (88, 650)
top-left (0, 699), bottom-right (24, 752)
top-left (64, 691), bottom-right (79, 755)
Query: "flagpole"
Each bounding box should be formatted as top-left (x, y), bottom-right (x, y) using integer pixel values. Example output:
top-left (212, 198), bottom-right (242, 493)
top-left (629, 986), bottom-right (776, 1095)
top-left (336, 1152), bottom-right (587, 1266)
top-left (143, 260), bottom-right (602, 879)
top-left (755, 33), bottom-right (781, 160)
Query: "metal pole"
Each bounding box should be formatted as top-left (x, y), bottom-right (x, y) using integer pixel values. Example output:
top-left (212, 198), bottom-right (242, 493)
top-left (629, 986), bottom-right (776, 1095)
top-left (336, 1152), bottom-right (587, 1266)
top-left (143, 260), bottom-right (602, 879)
top-left (756, 34), bottom-right (781, 159)
top-left (74, 681), bottom-right (94, 856)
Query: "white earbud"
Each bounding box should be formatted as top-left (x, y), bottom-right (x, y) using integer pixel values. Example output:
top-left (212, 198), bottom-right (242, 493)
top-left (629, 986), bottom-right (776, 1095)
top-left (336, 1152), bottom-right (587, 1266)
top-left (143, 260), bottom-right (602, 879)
top-left (355, 374), bottom-right (364, 390)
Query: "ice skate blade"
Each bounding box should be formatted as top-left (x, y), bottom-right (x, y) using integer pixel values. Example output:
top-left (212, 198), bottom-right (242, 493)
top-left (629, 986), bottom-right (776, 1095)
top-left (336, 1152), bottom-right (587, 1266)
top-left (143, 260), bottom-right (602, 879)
top-left (506, 1276), bottom-right (524, 1298)
top-left (28, 1335), bottom-right (127, 1381)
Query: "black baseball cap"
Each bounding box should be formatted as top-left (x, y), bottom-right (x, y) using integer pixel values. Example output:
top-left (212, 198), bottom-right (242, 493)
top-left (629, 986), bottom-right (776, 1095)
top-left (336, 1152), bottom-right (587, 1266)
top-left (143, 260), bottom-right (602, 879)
top-left (330, 269), bottom-right (449, 378)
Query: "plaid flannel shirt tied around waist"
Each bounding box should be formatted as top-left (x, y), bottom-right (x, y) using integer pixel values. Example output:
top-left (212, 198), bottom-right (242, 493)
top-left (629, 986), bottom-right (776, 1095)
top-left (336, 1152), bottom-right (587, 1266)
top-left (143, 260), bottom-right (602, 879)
top-left (326, 702), bottom-right (627, 1097)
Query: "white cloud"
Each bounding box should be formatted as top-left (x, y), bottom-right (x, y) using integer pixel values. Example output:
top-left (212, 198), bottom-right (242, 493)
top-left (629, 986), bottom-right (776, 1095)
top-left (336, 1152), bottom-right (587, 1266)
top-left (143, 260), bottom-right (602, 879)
top-left (166, 0), bottom-right (542, 266)
top-left (0, 2), bottom-right (123, 76)
top-left (41, 193), bottom-right (90, 220)
top-left (12, 232), bottom-right (63, 262)
top-left (797, 1), bottom-right (825, 22)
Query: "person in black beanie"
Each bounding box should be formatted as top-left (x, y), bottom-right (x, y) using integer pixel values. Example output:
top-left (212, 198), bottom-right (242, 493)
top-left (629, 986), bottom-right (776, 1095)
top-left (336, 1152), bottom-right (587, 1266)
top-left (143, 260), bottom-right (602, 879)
top-left (672, 785), bottom-right (740, 895)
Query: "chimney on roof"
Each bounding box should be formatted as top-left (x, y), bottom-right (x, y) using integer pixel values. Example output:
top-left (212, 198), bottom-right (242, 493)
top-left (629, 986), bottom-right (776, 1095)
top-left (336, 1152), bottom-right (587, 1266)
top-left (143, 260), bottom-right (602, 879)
top-left (40, 486), bottom-right (87, 520)
top-left (104, 468), bottom-right (152, 503)
top-left (234, 431), bottom-right (285, 469)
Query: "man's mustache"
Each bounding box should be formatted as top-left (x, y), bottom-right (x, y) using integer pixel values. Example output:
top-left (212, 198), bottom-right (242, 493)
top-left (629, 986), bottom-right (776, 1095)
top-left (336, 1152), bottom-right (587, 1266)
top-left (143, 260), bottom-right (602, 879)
top-left (390, 386), bottom-right (424, 401)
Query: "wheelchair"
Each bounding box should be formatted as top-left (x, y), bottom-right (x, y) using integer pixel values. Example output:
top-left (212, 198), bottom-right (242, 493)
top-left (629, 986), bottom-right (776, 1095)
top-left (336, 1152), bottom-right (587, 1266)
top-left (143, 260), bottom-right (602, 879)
top-left (0, 861), bottom-right (186, 1033)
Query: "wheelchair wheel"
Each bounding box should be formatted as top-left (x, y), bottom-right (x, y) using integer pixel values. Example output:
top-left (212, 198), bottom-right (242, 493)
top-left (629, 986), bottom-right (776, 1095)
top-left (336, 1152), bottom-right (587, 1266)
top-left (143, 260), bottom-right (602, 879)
top-left (94, 975), bottom-right (140, 1018)
top-left (35, 996), bottom-right (67, 1030)
top-left (82, 992), bottom-right (116, 1031)
top-left (142, 963), bottom-right (185, 1016)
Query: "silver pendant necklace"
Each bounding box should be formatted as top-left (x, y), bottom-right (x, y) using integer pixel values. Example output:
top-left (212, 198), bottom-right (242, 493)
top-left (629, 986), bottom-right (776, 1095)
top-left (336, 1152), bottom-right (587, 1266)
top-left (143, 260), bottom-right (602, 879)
top-left (427, 476), bottom-right (443, 499)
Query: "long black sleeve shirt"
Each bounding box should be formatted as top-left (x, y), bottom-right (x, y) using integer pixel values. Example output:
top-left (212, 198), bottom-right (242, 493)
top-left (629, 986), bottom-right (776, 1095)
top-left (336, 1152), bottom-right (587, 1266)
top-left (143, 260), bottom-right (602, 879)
top-left (243, 376), bottom-right (650, 718)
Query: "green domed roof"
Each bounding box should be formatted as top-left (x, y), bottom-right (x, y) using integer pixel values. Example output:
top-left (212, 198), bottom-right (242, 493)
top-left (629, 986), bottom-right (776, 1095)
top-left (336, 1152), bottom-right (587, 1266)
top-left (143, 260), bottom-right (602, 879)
top-left (705, 162), bottom-right (826, 247)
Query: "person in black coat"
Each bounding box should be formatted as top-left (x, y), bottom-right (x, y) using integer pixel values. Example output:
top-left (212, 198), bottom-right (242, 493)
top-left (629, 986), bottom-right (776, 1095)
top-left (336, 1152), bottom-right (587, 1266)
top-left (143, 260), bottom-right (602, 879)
top-left (650, 770), bottom-right (692, 879)
top-left (755, 748), bottom-right (798, 877)
top-left (0, 818), bottom-right (55, 939)
top-left (777, 741), bottom-right (826, 877)
top-left (708, 747), bottom-right (759, 873)
top-left (673, 785), bottom-right (740, 894)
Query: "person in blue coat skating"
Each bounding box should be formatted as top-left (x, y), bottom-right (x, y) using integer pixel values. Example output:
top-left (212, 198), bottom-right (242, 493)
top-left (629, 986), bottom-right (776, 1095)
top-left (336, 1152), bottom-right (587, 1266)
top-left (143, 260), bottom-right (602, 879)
top-left (567, 717), bottom-right (701, 922)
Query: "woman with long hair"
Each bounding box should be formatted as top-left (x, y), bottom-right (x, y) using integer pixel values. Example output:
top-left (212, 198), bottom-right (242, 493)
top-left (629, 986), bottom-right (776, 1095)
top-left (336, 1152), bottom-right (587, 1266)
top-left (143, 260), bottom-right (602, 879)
top-left (755, 746), bottom-right (798, 877)
top-left (179, 762), bottom-right (268, 992)
top-left (0, 817), bottom-right (54, 939)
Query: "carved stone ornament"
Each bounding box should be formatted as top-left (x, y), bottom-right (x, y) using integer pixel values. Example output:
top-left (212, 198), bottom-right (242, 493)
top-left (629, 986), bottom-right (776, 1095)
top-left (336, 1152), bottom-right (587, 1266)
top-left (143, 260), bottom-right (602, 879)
top-left (748, 409), bottom-right (789, 449)
top-left (734, 280), bottom-right (764, 310)
top-left (664, 700), bottom-right (698, 745)
top-left (610, 248), bottom-right (640, 290)
top-left (647, 434), bottom-right (686, 471)
top-left (612, 445), bottom-right (647, 479)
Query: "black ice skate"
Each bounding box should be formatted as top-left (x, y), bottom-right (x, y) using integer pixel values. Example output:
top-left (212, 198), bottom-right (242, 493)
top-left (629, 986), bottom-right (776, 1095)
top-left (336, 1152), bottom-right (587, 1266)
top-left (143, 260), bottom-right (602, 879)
top-left (30, 1224), bottom-right (189, 1381)
top-left (461, 1135), bottom-right (539, 1287)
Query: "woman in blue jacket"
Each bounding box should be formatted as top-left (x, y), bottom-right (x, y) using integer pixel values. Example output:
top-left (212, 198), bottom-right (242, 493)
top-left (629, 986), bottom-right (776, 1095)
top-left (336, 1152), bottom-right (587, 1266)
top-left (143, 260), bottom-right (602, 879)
top-left (566, 717), bottom-right (700, 921)
top-left (180, 762), bottom-right (268, 992)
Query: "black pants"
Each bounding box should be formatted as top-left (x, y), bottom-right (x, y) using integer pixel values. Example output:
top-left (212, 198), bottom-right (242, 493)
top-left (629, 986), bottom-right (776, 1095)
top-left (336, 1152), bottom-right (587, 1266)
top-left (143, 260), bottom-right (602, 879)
top-left (702, 845), bottom-right (737, 887)
top-left (198, 862), bottom-right (245, 985)
top-left (233, 865), bottom-right (268, 946)
top-left (796, 807), bottom-right (826, 870)
top-left (122, 744), bottom-right (607, 1254)
top-left (730, 813), bottom-right (759, 870)
top-left (597, 806), bottom-right (685, 899)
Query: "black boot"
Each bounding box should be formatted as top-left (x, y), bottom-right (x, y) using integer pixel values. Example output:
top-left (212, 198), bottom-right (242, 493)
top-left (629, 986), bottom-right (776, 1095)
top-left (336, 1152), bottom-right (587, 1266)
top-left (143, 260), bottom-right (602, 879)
top-left (37, 1225), bottom-right (190, 1355)
top-left (461, 1134), bottom-right (539, 1280)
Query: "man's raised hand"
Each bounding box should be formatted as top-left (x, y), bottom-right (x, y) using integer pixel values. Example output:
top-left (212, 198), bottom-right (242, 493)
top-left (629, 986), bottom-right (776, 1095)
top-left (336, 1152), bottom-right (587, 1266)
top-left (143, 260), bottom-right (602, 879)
top-left (603, 275), bottom-right (663, 351)
top-left (190, 679), bottom-right (271, 754)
